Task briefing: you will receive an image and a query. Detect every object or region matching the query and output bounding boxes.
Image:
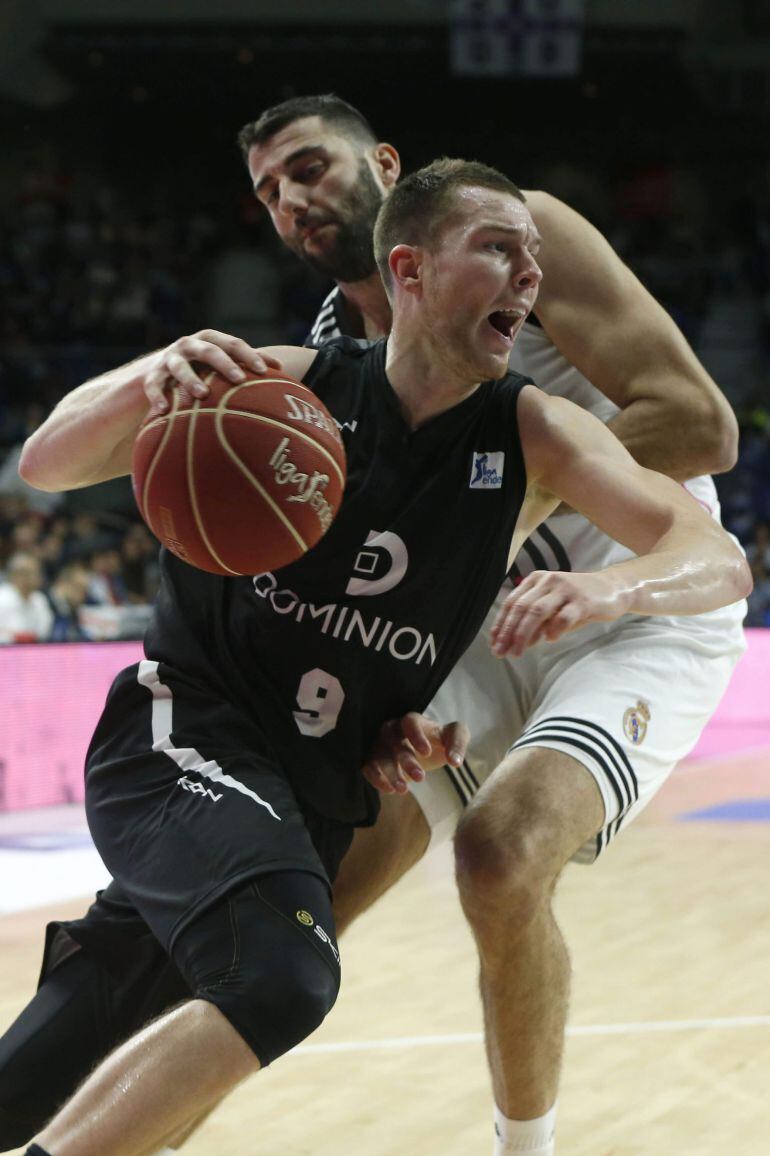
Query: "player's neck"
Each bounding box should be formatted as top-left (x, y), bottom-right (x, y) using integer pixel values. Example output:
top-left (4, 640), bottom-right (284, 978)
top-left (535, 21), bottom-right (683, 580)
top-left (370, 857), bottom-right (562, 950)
top-left (385, 330), bottom-right (481, 430)
top-left (336, 273), bottom-right (392, 340)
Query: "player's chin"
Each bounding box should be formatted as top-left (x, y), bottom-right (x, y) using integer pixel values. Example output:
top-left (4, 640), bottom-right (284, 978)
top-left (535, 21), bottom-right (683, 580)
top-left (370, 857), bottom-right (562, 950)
top-left (473, 350), bottom-right (510, 381)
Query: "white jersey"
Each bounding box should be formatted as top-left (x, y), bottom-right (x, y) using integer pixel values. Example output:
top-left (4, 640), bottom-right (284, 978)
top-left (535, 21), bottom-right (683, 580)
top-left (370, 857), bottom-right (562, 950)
top-left (507, 320), bottom-right (723, 578)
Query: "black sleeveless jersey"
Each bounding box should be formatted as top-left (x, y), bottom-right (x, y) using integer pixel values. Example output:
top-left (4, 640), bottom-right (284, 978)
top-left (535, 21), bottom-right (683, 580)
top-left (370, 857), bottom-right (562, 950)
top-left (144, 339), bottom-right (531, 825)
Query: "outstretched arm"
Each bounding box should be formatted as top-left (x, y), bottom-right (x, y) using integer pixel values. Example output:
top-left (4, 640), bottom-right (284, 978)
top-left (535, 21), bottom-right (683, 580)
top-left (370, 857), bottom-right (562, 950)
top-left (526, 190), bottom-right (738, 478)
top-left (492, 386), bottom-right (751, 657)
top-left (18, 331), bottom-right (315, 493)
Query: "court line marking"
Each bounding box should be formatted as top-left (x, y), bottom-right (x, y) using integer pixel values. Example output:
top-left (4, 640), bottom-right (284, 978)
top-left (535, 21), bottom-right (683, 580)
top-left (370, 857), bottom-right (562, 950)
top-left (293, 1015), bottom-right (770, 1056)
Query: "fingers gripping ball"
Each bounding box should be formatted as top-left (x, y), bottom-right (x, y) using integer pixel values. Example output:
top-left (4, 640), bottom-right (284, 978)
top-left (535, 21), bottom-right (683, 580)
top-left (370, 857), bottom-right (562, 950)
top-left (131, 369), bottom-right (346, 576)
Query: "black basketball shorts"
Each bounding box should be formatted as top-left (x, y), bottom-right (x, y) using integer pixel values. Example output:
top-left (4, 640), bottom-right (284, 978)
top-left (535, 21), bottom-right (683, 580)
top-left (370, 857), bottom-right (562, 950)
top-left (85, 659), bottom-right (354, 954)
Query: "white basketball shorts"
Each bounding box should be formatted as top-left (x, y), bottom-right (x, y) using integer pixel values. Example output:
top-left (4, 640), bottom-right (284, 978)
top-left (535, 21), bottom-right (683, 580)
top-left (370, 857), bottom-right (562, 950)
top-left (413, 594), bottom-right (747, 864)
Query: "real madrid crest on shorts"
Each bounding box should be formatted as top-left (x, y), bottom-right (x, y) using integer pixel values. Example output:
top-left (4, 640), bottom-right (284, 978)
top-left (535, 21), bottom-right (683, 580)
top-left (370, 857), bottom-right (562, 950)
top-left (623, 699), bottom-right (650, 745)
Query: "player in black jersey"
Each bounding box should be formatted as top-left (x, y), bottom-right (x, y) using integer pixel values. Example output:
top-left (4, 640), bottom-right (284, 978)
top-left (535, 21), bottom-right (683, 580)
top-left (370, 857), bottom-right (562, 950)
top-left (5, 160), bottom-right (750, 1156)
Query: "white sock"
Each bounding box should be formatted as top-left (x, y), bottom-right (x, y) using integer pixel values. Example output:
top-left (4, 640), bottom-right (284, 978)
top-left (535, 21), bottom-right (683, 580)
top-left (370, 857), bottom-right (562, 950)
top-left (493, 1102), bottom-right (557, 1155)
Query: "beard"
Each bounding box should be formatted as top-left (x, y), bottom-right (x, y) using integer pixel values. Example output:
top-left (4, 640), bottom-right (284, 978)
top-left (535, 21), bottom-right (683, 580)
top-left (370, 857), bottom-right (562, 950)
top-left (289, 158), bottom-right (384, 283)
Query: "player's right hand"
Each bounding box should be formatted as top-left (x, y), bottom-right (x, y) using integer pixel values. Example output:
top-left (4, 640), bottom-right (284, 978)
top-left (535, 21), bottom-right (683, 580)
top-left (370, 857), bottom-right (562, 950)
top-left (363, 712), bottom-right (470, 795)
top-left (144, 329), bottom-right (283, 416)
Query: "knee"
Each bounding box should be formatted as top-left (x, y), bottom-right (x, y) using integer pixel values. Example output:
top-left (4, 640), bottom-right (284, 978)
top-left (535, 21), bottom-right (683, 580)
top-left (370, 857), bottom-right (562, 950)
top-left (454, 800), bottom-right (554, 932)
top-left (202, 936), bottom-right (340, 1067)
top-left (177, 876), bottom-right (342, 1068)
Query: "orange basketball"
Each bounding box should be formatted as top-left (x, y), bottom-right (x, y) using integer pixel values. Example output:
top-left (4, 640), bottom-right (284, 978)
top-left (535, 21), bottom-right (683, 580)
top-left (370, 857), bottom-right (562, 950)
top-left (131, 368), bottom-right (346, 576)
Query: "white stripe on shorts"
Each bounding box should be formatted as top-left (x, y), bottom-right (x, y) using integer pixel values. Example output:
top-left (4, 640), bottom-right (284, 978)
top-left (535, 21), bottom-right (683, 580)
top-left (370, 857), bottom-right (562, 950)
top-left (136, 659), bottom-right (282, 821)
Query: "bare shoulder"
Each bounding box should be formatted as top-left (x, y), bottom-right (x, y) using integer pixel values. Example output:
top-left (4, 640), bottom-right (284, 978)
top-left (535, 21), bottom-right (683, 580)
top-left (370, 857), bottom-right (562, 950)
top-left (517, 385), bottom-right (613, 477)
top-left (516, 382), bottom-right (566, 450)
top-left (517, 382), bottom-right (572, 435)
top-left (256, 345), bottom-right (318, 382)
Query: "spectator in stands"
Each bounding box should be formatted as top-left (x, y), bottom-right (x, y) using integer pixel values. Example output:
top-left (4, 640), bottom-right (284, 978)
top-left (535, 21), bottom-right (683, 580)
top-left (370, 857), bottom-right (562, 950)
top-left (121, 522), bottom-right (159, 603)
top-left (62, 512), bottom-right (114, 564)
top-left (0, 551), bottom-right (53, 642)
top-left (87, 545), bottom-right (128, 606)
top-left (8, 513), bottom-right (43, 555)
top-left (44, 561), bottom-right (92, 641)
top-left (38, 517), bottom-right (72, 582)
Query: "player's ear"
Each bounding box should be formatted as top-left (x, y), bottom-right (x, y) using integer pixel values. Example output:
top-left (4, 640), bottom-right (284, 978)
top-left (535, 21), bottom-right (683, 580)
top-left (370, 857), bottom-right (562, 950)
top-left (373, 143), bottom-right (400, 189)
top-left (389, 244), bottom-right (422, 294)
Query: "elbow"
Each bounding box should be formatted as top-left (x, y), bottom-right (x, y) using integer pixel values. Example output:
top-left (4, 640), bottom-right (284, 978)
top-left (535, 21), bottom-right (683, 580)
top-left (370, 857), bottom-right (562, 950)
top-left (709, 410), bottom-right (739, 474)
top-left (736, 555), bottom-right (753, 602)
top-left (695, 400), bottom-right (740, 476)
top-left (18, 440), bottom-right (58, 492)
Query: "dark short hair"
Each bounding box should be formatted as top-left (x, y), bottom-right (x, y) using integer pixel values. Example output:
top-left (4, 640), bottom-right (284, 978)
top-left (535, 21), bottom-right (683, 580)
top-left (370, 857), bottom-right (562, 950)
top-left (373, 157), bottom-right (525, 292)
top-left (237, 94), bottom-right (378, 158)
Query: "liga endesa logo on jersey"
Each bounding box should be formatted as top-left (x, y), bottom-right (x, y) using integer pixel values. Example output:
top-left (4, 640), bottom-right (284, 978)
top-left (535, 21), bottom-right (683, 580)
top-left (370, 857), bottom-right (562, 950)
top-left (469, 451), bottom-right (505, 489)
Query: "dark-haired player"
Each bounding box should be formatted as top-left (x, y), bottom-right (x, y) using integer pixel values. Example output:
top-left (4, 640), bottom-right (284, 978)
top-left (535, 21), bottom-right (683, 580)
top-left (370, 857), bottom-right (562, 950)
top-left (237, 95), bottom-right (748, 1155)
top-left (9, 159), bottom-right (750, 1156)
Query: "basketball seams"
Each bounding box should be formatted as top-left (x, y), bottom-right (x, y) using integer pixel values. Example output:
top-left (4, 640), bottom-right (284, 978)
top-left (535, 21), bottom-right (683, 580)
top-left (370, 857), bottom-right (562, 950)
top-left (220, 411), bottom-right (345, 488)
top-left (133, 370), bottom-right (343, 575)
top-left (187, 400), bottom-right (240, 576)
top-left (213, 404), bottom-right (309, 556)
top-left (138, 411), bottom-right (344, 488)
top-left (137, 389), bottom-right (180, 540)
top-left (220, 374), bottom-right (342, 473)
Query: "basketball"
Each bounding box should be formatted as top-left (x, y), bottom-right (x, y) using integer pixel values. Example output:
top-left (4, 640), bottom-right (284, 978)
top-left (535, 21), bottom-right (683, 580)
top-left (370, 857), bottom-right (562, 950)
top-left (131, 368), bottom-right (346, 576)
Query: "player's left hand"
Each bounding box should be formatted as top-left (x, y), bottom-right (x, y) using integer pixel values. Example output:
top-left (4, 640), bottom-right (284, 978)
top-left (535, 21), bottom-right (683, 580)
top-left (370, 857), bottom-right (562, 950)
top-left (490, 569), bottom-right (629, 657)
top-left (363, 712), bottom-right (470, 795)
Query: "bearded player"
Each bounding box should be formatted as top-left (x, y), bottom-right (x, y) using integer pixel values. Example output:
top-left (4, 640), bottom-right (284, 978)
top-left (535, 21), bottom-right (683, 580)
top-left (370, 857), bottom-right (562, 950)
top-left (0, 99), bottom-right (746, 1156)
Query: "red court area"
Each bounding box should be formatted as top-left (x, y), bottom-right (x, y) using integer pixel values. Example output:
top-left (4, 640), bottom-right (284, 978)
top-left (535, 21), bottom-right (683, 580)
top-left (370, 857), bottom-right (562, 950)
top-left (0, 631), bottom-right (769, 814)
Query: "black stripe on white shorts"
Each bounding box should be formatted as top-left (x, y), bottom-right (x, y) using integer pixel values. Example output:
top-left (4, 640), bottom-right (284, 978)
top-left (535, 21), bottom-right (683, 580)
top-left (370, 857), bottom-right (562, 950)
top-left (441, 758), bottom-right (481, 808)
top-left (510, 715), bottom-right (639, 856)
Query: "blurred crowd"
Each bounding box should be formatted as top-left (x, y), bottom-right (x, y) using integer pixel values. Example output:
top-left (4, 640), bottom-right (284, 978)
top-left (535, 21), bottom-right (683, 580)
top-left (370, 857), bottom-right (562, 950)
top-left (0, 150), bottom-right (227, 426)
top-left (0, 498), bottom-right (158, 644)
top-left (1, 148), bottom-right (770, 642)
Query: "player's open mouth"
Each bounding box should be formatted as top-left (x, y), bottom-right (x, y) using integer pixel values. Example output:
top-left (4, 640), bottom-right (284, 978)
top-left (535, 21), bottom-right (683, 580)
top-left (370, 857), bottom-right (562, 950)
top-left (487, 309), bottom-right (525, 344)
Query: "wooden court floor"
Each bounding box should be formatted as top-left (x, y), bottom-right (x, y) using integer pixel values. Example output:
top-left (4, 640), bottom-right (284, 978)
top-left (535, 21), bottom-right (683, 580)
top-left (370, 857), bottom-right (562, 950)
top-left (2, 749), bottom-right (769, 1155)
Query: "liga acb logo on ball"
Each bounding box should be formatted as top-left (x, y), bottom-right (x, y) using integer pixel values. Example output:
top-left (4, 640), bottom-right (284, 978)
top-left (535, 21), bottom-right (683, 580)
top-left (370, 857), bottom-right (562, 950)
top-left (131, 369), bottom-right (346, 576)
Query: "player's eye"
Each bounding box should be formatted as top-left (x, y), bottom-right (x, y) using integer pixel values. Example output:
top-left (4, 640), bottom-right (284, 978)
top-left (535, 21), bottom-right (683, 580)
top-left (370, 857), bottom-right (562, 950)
top-left (295, 160), bottom-right (325, 183)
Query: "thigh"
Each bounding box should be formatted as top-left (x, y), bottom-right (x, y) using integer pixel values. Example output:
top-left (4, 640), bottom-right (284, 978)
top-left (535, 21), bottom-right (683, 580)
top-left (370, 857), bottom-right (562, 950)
top-left (332, 790), bottom-right (430, 933)
top-left (85, 661), bottom-right (351, 954)
top-left (0, 918), bottom-right (187, 1147)
top-left (510, 614), bottom-right (745, 862)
